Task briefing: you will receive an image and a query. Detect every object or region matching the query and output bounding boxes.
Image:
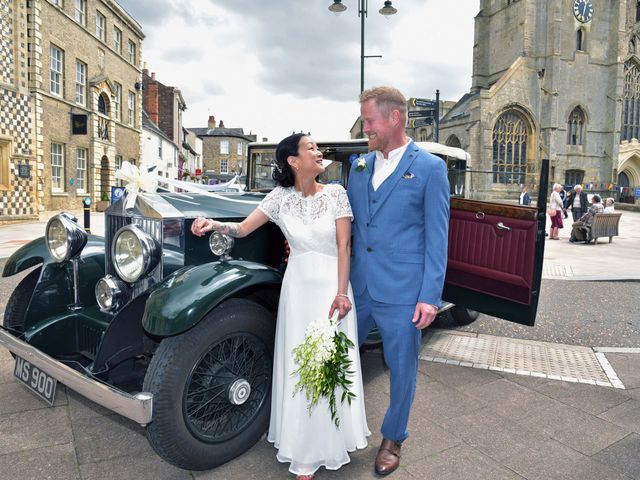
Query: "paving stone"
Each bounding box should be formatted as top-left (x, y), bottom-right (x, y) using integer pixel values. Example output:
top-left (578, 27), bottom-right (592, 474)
top-left (401, 416), bottom-right (461, 463)
top-left (439, 406), bottom-right (549, 462)
top-left (593, 433), bottom-right (640, 480)
top-left (0, 381), bottom-right (68, 415)
top-left (79, 452), bottom-right (191, 480)
top-left (599, 399), bottom-right (640, 433)
top-left (66, 390), bottom-right (112, 421)
top-left (0, 443), bottom-right (79, 480)
top-left (72, 413), bottom-right (152, 465)
top-left (531, 378), bottom-right (630, 415)
top-left (464, 378), bottom-right (559, 421)
top-left (0, 347), bottom-right (14, 384)
top-left (405, 443), bottom-right (525, 480)
top-left (503, 439), bottom-right (631, 480)
top-left (0, 407), bottom-right (72, 455)
top-left (605, 354), bottom-right (640, 390)
top-left (414, 373), bottom-right (485, 427)
top-left (517, 401), bottom-right (630, 456)
top-left (418, 360), bottom-right (501, 391)
top-left (495, 371), bottom-right (551, 390)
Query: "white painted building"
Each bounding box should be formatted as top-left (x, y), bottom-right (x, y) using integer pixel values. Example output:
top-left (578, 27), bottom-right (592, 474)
top-left (142, 111), bottom-right (178, 179)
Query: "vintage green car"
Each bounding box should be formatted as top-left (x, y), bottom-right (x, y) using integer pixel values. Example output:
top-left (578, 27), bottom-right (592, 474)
top-left (0, 140), bottom-right (547, 470)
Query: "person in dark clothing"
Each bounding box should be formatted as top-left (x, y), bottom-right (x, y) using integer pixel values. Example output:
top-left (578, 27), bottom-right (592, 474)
top-left (566, 184), bottom-right (589, 222)
top-left (519, 185), bottom-right (531, 205)
top-left (559, 186), bottom-right (568, 218)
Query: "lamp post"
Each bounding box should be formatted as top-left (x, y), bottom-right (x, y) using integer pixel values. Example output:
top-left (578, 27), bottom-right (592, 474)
top-left (328, 0), bottom-right (397, 94)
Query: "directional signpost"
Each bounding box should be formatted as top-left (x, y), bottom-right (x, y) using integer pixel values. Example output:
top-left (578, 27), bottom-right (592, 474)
top-left (407, 90), bottom-right (440, 141)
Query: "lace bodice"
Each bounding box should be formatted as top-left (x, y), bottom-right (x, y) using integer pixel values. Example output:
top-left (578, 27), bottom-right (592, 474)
top-left (258, 184), bottom-right (352, 257)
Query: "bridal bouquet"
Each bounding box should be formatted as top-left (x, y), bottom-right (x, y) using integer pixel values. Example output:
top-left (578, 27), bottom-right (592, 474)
top-left (292, 316), bottom-right (355, 428)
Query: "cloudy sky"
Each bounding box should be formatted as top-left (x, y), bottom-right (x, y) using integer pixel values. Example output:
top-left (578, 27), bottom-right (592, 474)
top-left (116, 0), bottom-right (479, 141)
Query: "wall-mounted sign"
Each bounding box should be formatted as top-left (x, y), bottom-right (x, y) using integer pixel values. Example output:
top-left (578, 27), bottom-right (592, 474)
top-left (17, 164), bottom-right (31, 178)
top-left (72, 114), bottom-right (88, 135)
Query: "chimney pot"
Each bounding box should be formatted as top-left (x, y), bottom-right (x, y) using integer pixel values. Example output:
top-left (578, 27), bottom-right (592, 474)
top-left (151, 72), bottom-right (156, 80)
top-left (208, 115), bottom-right (216, 129)
top-left (219, 120), bottom-right (225, 128)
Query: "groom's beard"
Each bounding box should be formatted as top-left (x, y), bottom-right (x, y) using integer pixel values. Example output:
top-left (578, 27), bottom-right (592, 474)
top-left (367, 134), bottom-right (387, 153)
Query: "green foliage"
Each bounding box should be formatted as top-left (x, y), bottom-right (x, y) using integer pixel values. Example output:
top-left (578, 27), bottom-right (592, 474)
top-left (292, 326), bottom-right (356, 429)
top-left (100, 191), bottom-right (109, 202)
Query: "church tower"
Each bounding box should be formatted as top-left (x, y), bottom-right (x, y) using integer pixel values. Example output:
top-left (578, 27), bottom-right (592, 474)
top-left (441, 0), bottom-right (638, 202)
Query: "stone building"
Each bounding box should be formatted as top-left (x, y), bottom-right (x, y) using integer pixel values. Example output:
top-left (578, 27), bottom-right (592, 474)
top-left (440, 0), bottom-right (640, 202)
top-left (0, 0), bottom-right (37, 222)
top-left (141, 67), bottom-right (188, 176)
top-left (190, 116), bottom-right (256, 177)
top-left (34, 0), bottom-right (144, 210)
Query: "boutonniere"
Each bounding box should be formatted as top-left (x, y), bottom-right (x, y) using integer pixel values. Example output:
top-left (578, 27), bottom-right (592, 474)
top-left (355, 158), bottom-right (369, 172)
top-left (402, 172), bottom-right (416, 179)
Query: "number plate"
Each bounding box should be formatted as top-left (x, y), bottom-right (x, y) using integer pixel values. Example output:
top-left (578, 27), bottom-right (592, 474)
top-left (13, 355), bottom-right (57, 405)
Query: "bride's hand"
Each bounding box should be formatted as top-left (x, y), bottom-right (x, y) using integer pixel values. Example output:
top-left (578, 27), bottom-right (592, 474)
top-left (329, 295), bottom-right (352, 321)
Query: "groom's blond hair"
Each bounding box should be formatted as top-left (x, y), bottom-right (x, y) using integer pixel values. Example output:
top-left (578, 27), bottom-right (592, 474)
top-left (360, 86), bottom-right (407, 121)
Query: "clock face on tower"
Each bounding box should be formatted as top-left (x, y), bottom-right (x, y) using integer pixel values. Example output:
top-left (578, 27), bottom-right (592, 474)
top-left (573, 0), bottom-right (594, 23)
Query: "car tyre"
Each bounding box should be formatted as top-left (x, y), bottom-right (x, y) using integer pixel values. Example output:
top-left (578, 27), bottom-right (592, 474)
top-left (143, 298), bottom-right (275, 471)
top-left (449, 306), bottom-right (480, 326)
top-left (3, 267), bottom-right (41, 342)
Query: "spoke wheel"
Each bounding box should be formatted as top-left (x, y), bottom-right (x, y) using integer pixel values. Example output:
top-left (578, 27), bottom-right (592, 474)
top-left (183, 332), bottom-right (271, 443)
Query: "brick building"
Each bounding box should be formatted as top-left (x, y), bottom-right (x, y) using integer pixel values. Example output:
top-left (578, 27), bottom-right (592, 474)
top-left (34, 0), bottom-right (144, 210)
top-left (190, 116), bottom-right (256, 177)
top-left (0, 0), bottom-right (37, 222)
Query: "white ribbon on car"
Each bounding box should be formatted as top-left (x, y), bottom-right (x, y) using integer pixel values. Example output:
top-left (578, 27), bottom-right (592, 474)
top-left (115, 161), bottom-right (158, 209)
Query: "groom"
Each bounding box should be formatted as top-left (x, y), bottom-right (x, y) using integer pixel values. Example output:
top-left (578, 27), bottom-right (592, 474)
top-left (347, 86), bottom-right (450, 476)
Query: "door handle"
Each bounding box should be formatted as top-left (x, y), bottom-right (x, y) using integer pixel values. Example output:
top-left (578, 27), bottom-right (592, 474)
top-left (497, 222), bottom-right (512, 231)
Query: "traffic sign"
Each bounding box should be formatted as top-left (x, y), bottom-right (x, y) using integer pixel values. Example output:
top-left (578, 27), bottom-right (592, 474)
top-left (410, 98), bottom-right (437, 109)
top-left (635, 187), bottom-right (640, 197)
top-left (408, 109), bottom-right (435, 118)
top-left (409, 117), bottom-right (433, 128)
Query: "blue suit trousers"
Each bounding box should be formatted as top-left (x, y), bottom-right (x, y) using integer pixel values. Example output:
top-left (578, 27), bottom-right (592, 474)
top-left (356, 288), bottom-right (421, 442)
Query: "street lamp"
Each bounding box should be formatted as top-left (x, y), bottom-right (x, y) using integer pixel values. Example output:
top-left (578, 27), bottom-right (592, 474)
top-left (328, 0), bottom-right (398, 94)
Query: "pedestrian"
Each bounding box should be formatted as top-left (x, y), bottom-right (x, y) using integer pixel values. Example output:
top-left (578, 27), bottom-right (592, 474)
top-left (519, 185), bottom-right (531, 205)
top-left (347, 86), bottom-right (450, 476)
top-left (603, 197), bottom-right (615, 213)
top-left (566, 184), bottom-right (589, 222)
top-left (192, 133), bottom-right (370, 480)
top-left (548, 183), bottom-right (564, 240)
top-left (559, 185), bottom-right (568, 218)
top-left (570, 194), bottom-right (604, 243)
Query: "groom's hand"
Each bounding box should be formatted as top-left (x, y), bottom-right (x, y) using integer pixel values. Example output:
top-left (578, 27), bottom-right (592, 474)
top-left (412, 302), bottom-right (437, 329)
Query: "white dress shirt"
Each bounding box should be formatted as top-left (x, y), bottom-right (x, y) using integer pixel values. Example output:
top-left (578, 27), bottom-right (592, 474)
top-left (371, 140), bottom-right (410, 191)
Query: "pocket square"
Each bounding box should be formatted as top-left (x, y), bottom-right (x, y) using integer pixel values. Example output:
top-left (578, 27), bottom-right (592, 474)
top-left (402, 172), bottom-right (416, 179)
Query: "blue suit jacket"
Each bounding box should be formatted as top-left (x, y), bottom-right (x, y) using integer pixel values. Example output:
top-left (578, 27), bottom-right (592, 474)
top-left (347, 141), bottom-right (450, 306)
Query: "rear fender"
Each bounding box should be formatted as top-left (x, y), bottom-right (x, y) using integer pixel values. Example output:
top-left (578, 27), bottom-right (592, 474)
top-left (142, 260), bottom-right (282, 337)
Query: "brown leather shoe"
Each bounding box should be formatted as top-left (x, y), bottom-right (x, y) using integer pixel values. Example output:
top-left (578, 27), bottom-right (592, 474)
top-left (374, 438), bottom-right (402, 476)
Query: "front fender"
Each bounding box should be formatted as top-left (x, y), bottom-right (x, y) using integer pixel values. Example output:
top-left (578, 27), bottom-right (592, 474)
top-left (2, 235), bottom-right (105, 277)
top-left (142, 260), bottom-right (282, 337)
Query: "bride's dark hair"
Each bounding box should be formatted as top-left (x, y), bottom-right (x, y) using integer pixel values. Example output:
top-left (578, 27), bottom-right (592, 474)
top-left (273, 133), bottom-right (306, 187)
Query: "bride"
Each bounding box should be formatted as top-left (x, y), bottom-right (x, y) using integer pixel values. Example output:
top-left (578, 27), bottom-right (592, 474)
top-left (191, 133), bottom-right (369, 479)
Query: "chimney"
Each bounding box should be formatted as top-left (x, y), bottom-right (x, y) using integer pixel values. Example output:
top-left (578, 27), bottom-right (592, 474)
top-left (219, 120), bottom-right (225, 128)
top-left (151, 72), bottom-right (156, 80)
top-left (208, 115), bottom-right (216, 129)
top-left (142, 61), bottom-right (148, 77)
top-left (146, 82), bottom-right (159, 125)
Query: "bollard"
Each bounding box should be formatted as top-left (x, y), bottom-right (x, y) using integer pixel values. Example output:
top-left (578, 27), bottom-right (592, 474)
top-left (83, 197), bottom-right (91, 233)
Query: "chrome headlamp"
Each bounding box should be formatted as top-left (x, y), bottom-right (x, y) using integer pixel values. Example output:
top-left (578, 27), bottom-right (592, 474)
top-left (95, 275), bottom-right (127, 311)
top-left (209, 231), bottom-right (234, 257)
top-left (45, 213), bottom-right (88, 263)
top-left (112, 225), bottom-right (161, 283)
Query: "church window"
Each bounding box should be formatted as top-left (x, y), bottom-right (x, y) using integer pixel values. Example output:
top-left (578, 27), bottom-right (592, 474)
top-left (565, 169), bottom-right (584, 187)
top-left (417, 128), bottom-right (428, 141)
top-left (446, 135), bottom-right (462, 148)
top-left (492, 110), bottom-right (527, 185)
top-left (576, 29), bottom-right (585, 51)
top-left (567, 107), bottom-right (585, 145)
top-left (630, 38), bottom-right (637, 55)
top-left (636, 1), bottom-right (640, 22)
top-left (621, 60), bottom-right (640, 141)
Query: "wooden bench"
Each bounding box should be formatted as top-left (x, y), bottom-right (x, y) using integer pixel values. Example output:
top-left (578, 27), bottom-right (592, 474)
top-left (590, 213), bottom-right (622, 244)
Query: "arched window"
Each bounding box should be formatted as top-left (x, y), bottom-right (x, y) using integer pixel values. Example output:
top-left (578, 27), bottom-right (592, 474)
top-left (492, 110), bottom-right (528, 185)
top-left (621, 60), bottom-right (640, 141)
top-left (576, 29), bottom-right (585, 51)
top-left (567, 107), bottom-right (586, 145)
top-left (636, 1), bottom-right (640, 22)
top-left (417, 128), bottom-right (428, 142)
top-left (564, 169), bottom-right (584, 187)
top-left (446, 135), bottom-right (462, 148)
top-left (98, 93), bottom-right (108, 115)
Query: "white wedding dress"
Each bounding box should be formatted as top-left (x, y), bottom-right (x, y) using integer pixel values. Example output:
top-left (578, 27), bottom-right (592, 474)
top-left (259, 184), bottom-right (370, 476)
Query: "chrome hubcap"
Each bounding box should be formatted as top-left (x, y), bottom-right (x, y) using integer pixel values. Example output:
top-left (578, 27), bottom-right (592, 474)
top-left (229, 379), bottom-right (251, 405)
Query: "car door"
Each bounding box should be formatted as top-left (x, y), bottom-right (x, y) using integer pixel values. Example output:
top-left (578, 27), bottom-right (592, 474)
top-left (442, 161), bottom-right (549, 326)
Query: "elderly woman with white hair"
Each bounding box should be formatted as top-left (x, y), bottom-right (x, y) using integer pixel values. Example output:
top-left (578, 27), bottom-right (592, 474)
top-left (567, 184), bottom-right (589, 221)
top-left (603, 197), bottom-right (615, 213)
top-left (548, 183), bottom-right (564, 240)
